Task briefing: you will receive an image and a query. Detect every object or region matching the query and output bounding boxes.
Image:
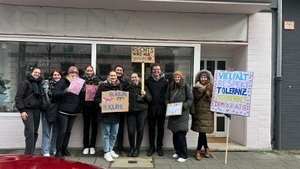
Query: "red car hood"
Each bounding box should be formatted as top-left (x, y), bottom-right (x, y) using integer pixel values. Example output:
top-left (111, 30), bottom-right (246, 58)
top-left (0, 154), bottom-right (102, 169)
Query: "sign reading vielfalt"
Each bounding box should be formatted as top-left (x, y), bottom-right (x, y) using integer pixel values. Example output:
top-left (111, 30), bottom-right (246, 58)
top-left (210, 70), bottom-right (253, 117)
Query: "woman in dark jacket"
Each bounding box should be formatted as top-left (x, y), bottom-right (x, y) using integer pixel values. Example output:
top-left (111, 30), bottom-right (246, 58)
top-left (165, 71), bottom-right (193, 163)
top-left (81, 65), bottom-right (100, 155)
top-left (52, 66), bottom-right (83, 158)
top-left (15, 67), bottom-right (45, 155)
top-left (94, 70), bottom-right (122, 162)
top-left (125, 73), bottom-right (152, 157)
top-left (190, 69), bottom-right (214, 160)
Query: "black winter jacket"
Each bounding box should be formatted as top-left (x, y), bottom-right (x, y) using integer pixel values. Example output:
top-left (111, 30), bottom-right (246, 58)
top-left (125, 83), bottom-right (152, 112)
top-left (145, 74), bottom-right (169, 115)
top-left (52, 77), bottom-right (82, 116)
top-left (94, 81), bottom-right (123, 123)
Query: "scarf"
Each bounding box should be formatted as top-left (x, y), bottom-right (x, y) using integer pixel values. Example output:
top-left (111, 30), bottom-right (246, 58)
top-left (26, 73), bottom-right (45, 96)
top-left (83, 74), bottom-right (99, 85)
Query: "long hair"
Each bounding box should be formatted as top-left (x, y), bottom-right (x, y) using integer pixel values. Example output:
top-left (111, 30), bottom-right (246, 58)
top-left (170, 76), bottom-right (184, 90)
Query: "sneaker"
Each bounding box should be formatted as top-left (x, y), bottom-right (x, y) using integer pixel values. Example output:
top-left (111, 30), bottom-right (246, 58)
top-left (104, 152), bottom-right (114, 162)
top-left (83, 148), bottom-right (89, 155)
top-left (42, 153), bottom-right (50, 157)
top-left (177, 158), bottom-right (187, 162)
top-left (52, 151), bottom-right (56, 156)
top-left (110, 150), bottom-right (119, 158)
top-left (90, 147), bottom-right (96, 155)
top-left (172, 154), bottom-right (179, 158)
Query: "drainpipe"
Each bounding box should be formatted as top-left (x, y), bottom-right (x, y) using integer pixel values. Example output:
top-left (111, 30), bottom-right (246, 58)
top-left (275, 0), bottom-right (282, 150)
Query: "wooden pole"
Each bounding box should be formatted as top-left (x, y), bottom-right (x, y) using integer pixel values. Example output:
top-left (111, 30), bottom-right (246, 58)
top-left (141, 62), bottom-right (145, 91)
top-left (225, 116), bottom-right (230, 164)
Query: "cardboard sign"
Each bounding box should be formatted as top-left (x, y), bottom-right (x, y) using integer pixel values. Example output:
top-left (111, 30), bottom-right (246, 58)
top-left (85, 85), bottom-right (98, 101)
top-left (131, 46), bottom-right (155, 63)
top-left (210, 70), bottom-right (253, 117)
top-left (166, 102), bottom-right (183, 116)
top-left (68, 77), bottom-right (85, 95)
top-left (101, 91), bottom-right (129, 113)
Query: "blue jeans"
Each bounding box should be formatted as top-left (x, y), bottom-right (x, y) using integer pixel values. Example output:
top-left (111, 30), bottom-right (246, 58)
top-left (22, 109), bottom-right (40, 155)
top-left (41, 111), bottom-right (58, 154)
top-left (101, 122), bottom-right (119, 152)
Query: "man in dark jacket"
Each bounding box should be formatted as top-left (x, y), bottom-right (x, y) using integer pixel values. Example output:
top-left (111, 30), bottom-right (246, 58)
top-left (145, 63), bottom-right (169, 156)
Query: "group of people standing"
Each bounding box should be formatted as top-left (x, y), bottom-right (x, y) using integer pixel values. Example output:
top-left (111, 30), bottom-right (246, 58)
top-left (15, 63), bottom-right (215, 163)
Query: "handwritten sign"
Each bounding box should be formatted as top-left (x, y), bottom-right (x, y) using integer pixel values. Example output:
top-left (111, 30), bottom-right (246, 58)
top-left (210, 70), bottom-right (253, 117)
top-left (101, 91), bottom-right (129, 113)
top-left (166, 102), bottom-right (183, 116)
top-left (131, 46), bottom-right (155, 63)
top-left (69, 77), bottom-right (85, 95)
top-left (85, 85), bottom-right (98, 101)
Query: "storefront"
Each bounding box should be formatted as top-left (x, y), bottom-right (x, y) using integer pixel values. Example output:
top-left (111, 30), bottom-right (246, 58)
top-left (0, 1), bottom-right (272, 150)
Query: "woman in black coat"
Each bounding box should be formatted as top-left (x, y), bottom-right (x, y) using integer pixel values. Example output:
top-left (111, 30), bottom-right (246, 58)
top-left (15, 67), bottom-right (45, 155)
top-left (125, 73), bottom-right (152, 157)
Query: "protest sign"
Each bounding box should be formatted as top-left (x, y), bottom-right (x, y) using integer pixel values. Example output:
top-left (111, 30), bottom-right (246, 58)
top-left (101, 91), bottom-right (129, 113)
top-left (85, 85), bottom-right (98, 101)
top-left (131, 46), bottom-right (155, 63)
top-left (68, 77), bottom-right (85, 95)
top-left (166, 102), bottom-right (183, 116)
top-left (210, 70), bottom-right (253, 117)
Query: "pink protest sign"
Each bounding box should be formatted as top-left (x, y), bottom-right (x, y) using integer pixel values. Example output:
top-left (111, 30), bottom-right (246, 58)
top-left (210, 70), bottom-right (253, 117)
top-left (85, 85), bottom-right (98, 101)
top-left (69, 77), bottom-right (85, 95)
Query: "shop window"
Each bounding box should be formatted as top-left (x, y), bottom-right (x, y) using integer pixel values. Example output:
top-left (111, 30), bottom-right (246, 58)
top-left (0, 41), bottom-right (91, 112)
top-left (98, 64), bottom-right (111, 80)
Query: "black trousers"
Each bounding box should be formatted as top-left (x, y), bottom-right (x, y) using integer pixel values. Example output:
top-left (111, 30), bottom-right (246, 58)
top-left (117, 113), bottom-right (126, 149)
top-left (127, 110), bottom-right (148, 149)
top-left (173, 131), bottom-right (188, 159)
top-left (56, 113), bottom-right (76, 151)
top-left (82, 104), bottom-right (98, 148)
top-left (23, 109), bottom-right (40, 154)
top-left (197, 132), bottom-right (208, 150)
top-left (148, 110), bottom-right (166, 148)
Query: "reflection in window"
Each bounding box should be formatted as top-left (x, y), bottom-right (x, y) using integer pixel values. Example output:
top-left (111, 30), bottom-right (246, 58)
top-left (0, 41), bottom-right (91, 112)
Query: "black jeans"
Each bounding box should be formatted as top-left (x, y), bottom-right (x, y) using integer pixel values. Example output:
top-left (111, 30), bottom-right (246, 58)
top-left (148, 109), bottom-right (166, 148)
top-left (173, 131), bottom-right (188, 159)
top-left (197, 132), bottom-right (208, 150)
top-left (127, 109), bottom-right (148, 149)
top-left (23, 109), bottom-right (40, 154)
top-left (117, 113), bottom-right (126, 149)
top-left (82, 104), bottom-right (98, 148)
top-left (56, 113), bottom-right (76, 151)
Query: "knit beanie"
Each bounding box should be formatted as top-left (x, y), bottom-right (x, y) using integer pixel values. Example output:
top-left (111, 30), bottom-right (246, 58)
top-left (68, 66), bottom-right (79, 74)
top-left (200, 72), bottom-right (209, 79)
top-left (173, 71), bottom-right (183, 78)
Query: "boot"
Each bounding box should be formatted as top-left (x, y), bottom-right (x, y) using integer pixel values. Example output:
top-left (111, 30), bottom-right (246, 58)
top-left (132, 148), bottom-right (140, 157)
top-left (195, 150), bottom-right (201, 160)
top-left (55, 150), bottom-right (64, 158)
top-left (62, 148), bottom-right (71, 157)
top-left (204, 148), bottom-right (210, 158)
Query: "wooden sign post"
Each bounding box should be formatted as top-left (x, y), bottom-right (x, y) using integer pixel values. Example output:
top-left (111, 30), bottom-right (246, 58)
top-left (131, 46), bottom-right (155, 90)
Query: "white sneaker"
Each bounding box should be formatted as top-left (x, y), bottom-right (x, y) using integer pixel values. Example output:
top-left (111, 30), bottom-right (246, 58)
top-left (177, 158), bottom-right (187, 162)
top-left (110, 150), bottom-right (119, 158)
top-left (104, 152), bottom-right (114, 162)
top-left (172, 154), bottom-right (179, 158)
top-left (42, 153), bottom-right (50, 157)
top-left (90, 147), bottom-right (96, 155)
top-left (83, 148), bottom-right (89, 155)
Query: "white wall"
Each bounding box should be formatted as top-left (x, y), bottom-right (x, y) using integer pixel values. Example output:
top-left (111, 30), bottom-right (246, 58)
top-left (246, 12), bottom-right (272, 150)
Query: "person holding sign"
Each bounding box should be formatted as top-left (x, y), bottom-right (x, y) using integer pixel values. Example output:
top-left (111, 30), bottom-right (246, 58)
top-left (125, 73), bottom-right (152, 157)
top-left (81, 66), bottom-right (100, 155)
top-left (94, 71), bottom-right (123, 162)
top-left (145, 63), bottom-right (169, 156)
top-left (52, 66), bottom-right (83, 158)
top-left (165, 71), bottom-right (193, 162)
top-left (190, 69), bottom-right (214, 160)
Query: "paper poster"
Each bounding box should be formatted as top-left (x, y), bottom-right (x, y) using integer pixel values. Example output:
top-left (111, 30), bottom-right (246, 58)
top-left (85, 85), bottom-right (98, 101)
top-left (68, 77), bottom-right (85, 95)
top-left (210, 70), bottom-right (253, 117)
top-left (166, 102), bottom-right (183, 116)
top-left (101, 91), bottom-right (129, 113)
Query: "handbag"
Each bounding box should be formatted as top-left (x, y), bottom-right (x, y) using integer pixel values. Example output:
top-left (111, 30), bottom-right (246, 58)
top-left (45, 101), bottom-right (59, 124)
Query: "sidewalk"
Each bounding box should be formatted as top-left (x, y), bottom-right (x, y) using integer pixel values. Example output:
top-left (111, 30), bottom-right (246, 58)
top-left (2, 148), bottom-right (300, 169)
